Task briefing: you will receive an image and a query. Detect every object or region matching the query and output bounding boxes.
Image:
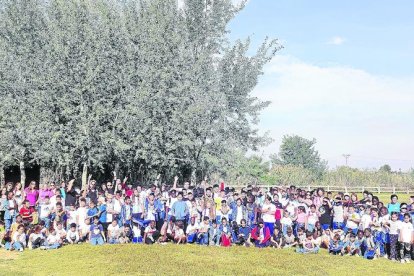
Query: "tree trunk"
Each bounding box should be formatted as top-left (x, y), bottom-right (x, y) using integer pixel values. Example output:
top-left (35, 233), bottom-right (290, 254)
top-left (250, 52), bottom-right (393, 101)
top-left (20, 161), bottom-right (26, 188)
top-left (81, 163), bottom-right (88, 191)
top-left (0, 165), bottom-right (4, 186)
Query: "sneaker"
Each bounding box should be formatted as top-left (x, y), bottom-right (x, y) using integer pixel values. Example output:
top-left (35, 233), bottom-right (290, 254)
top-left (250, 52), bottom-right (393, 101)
top-left (39, 246), bottom-right (46, 250)
top-left (401, 259), bottom-right (405, 263)
top-left (18, 248), bottom-right (24, 252)
top-left (405, 259), bottom-right (410, 263)
top-left (383, 254), bottom-right (388, 259)
top-left (391, 258), bottom-right (396, 262)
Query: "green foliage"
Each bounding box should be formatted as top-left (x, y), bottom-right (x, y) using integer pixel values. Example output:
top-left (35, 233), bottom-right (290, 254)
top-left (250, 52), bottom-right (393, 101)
top-left (271, 135), bottom-right (326, 178)
top-left (379, 164), bottom-right (392, 173)
top-left (0, 0), bottom-right (281, 183)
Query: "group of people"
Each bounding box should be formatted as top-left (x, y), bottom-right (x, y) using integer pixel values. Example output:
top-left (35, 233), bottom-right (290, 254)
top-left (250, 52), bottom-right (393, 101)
top-left (1, 175), bottom-right (414, 263)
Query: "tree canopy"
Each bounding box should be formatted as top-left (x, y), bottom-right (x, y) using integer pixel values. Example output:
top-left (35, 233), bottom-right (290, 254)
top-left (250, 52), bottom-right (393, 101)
top-left (0, 0), bottom-right (281, 186)
top-left (271, 135), bottom-right (327, 178)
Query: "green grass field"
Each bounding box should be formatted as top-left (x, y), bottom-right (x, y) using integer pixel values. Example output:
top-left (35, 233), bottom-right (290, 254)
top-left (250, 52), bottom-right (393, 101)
top-left (0, 244), bottom-right (413, 276)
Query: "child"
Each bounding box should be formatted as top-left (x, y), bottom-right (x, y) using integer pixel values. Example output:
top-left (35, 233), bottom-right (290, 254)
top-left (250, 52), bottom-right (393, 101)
top-left (143, 220), bottom-right (159, 244)
top-left (28, 225), bottom-right (46, 249)
top-left (174, 221), bottom-right (186, 244)
top-left (306, 205), bottom-right (319, 233)
top-left (197, 217), bottom-right (210, 245)
top-left (270, 227), bottom-right (284, 248)
top-left (107, 220), bottom-right (120, 244)
top-left (89, 217), bottom-right (105, 245)
top-left (344, 205), bottom-right (360, 235)
top-left (186, 217), bottom-right (199, 243)
top-left (66, 223), bottom-right (80, 244)
top-left (283, 227), bottom-right (297, 248)
top-left (363, 228), bottom-right (376, 260)
top-left (281, 211), bottom-right (293, 236)
top-left (209, 221), bottom-right (221, 246)
top-left (329, 233), bottom-right (343, 255)
top-left (7, 225), bottom-right (26, 251)
top-left (131, 221), bottom-right (143, 244)
top-left (297, 231), bottom-right (319, 254)
top-left (46, 228), bottom-right (62, 249)
top-left (398, 213), bottom-right (414, 263)
top-left (386, 212), bottom-right (400, 261)
top-left (342, 234), bottom-right (360, 256)
top-left (79, 218), bottom-right (91, 242)
top-left (219, 217), bottom-right (232, 247)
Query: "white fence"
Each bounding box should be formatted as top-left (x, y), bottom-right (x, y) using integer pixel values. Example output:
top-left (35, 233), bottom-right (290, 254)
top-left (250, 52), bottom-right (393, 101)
top-left (231, 185), bottom-right (414, 194)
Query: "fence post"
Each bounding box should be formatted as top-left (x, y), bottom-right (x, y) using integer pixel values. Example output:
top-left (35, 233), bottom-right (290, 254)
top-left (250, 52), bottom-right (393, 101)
top-left (392, 186), bottom-right (395, 194)
top-left (362, 186), bottom-right (364, 193)
top-left (327, 185), bottom-right (330, 192)
top-left (378, 186), bottom-right (381, 194)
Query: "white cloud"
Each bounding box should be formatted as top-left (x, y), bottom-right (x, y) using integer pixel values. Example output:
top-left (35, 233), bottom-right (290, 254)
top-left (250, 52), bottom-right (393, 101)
top-left (328, 36), bottom-right (346, 45)
top-left (253, 55), bottom-right (414, 171)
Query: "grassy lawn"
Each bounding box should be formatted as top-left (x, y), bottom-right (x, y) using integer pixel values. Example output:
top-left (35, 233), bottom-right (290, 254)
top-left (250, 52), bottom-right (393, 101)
top-left (0, 244), bottom-right (413, 276)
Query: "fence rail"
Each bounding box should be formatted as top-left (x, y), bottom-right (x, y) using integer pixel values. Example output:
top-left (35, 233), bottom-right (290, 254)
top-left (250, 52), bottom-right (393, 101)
top-left (230, 184), bottom-right (414, 194)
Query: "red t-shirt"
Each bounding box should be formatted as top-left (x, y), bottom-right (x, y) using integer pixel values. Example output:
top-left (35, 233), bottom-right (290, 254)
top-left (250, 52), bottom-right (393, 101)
top-left (20, 206), bottom-right (34, 222)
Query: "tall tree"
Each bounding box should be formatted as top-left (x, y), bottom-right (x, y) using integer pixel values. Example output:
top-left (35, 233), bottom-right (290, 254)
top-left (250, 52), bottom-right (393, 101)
top-left (272, 135), bottom-right (327, 178)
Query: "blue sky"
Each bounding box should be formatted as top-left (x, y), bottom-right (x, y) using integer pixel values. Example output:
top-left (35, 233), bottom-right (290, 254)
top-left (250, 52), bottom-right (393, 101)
top-left (228, 0), bottom-right (414, 170)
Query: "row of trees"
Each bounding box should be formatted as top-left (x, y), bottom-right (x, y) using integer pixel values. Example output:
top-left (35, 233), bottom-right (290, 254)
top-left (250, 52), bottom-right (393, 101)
top-left (224, 135), bottom-right (414, 188)
top-left (0, 0), bottom-right (281, 188)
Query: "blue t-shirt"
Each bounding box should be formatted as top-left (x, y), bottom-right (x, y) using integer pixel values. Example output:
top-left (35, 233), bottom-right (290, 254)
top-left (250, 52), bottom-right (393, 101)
top-left (387, 202), bottom-right (400, 213)
top-left (171, 200), bottom-right (188, 220)
top-left (99, 204), bottom-right (107, 224)
top-left (90, 224), bottom-right (103, 239)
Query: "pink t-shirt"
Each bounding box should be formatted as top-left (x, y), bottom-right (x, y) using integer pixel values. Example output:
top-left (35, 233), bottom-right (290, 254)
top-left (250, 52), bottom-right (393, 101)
top-left (296, 212), bottom-right (307, 224)
top-left (25, 188), bottom-right (39, 206)
top-left (39, 189), bottom-right (52, 202)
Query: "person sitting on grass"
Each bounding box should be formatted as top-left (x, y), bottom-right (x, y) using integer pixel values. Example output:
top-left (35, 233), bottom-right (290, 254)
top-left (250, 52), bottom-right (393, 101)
top-left (174, 221), bottom-right (186, 244)
top-left (119, 224), bottom-right (133, 244)
top-left (329, 233), bottom-right (343, 255)
top-left (6, 224), bottom-right (26, 251)
top-left (186, 217), bottom-right (199, 243)
top-left (46, 228), bottom-right (62, 249)
top-left (297, 231), bottom-right (319, 254)
top-left (197, 216), bottom-right (210, 245)
top-left (143, 220), bottom-right (160, 244)
top-left (342, 233), bottom-right (360, 256)
top-left (283, 227), bottom-right (297, 248)
top-left (28, 225), bottom-right (46, 249)
top-left (89, 217), bottom-right (105, 245)
top-left (209, 221), bottom-right (221, 246)
top-left (219, 217), bottom-right (232, 247)
top-left (66, 223), bottom-right (80, 244)
top-left (250, 219), bottom-right (270, 248)
top-left (362, 228), bottom-right (377, 260)
top-left (107, 220), bottom-right (121, 244)
top-left (270, 227), bottom-right (284, 248)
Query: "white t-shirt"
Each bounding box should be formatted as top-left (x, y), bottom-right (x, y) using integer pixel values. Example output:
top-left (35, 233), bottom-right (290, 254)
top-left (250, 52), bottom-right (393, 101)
top-left (332, 205), bottom-right (344, 223)
top-left (360, 214), bottom-right (372, 230)
top-left (262, 203), bottom-right (276, 223)
top-left (236, 206), bottom-right (243, 225)
top-left (39, 203), bottom-right (52, 219)
top-left (398, 221), bottom-right (414, 243)
top-left (47, 233), bottom-right (60, 244)
top-left (108, 224), bottom-right (120, 238)
top-left (281, 217), bottom-right (293, 227)
top-left (77, 207), bottom-right (88, 228)
top-left (80, 224), bottom-right (90, 236)
top-left (186, 222), bottom-right (199, 234)
top-left (346, 212), bottom-right (360, 229)
top-left (12, 232), bottom-right (26, 245)
top-left (67, 210), bottom-right (78, 225)
top-left (66, 230), bottom-right (79, 242)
